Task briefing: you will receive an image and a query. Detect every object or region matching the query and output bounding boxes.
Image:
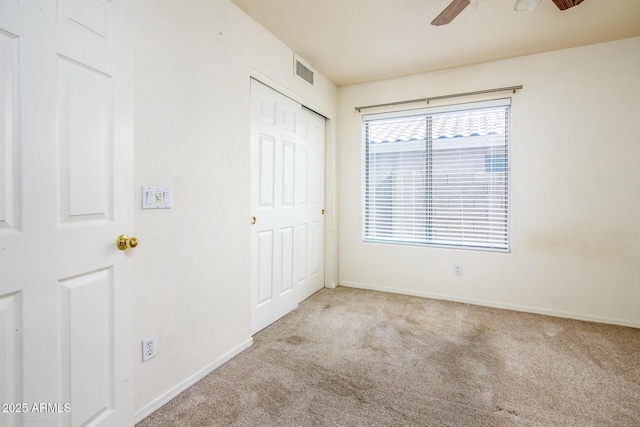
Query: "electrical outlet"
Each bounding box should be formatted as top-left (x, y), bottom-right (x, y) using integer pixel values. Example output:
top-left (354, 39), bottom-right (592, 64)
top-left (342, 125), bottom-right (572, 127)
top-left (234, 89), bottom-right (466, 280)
top-left (453, 264), bottom-right (462, 276)
top-left (142, 335), bottom-right (157, 362)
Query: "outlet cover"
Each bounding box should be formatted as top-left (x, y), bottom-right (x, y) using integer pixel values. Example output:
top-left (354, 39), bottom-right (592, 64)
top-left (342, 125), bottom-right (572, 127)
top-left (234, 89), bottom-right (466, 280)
top-left (142, 335), bottom-right (157, 362)
top-left (453, 264), bottom-right (462, 276)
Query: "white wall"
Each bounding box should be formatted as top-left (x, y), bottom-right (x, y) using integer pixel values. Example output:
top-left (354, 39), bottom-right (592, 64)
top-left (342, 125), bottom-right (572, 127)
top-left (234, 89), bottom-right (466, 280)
top-left (337, 37), bottom-right (640, 327)
top-left (134, 0), bottom-right (337, 418)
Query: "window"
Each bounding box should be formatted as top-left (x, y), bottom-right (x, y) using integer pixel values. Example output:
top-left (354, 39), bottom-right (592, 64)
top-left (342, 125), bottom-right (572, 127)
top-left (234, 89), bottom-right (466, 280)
top-left (362, 99), bottom-right (510, 251)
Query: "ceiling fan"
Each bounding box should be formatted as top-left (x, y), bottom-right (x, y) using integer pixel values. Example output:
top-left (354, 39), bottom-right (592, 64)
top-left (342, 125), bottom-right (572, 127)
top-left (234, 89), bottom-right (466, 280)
top-left (431, 0), bottom-right (586, 26)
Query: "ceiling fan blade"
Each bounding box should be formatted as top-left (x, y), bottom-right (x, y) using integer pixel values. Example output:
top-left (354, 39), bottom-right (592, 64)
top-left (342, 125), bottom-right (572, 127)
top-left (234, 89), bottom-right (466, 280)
top-left (431, 0), bottom-right (471, 26)
top-left (550, 0), bottom-right (585, 11)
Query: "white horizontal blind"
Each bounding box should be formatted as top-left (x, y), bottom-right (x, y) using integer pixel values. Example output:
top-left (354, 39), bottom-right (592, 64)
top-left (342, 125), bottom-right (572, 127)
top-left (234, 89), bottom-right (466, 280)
top-left (362, 100), bottom-right (510, 251)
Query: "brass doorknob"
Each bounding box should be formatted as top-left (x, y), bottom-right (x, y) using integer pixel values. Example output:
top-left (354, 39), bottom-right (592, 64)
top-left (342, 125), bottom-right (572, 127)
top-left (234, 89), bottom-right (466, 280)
top-left (251, 217), bottom-right (256, 225)
top-left (116, 234), bottom-right (138, 250)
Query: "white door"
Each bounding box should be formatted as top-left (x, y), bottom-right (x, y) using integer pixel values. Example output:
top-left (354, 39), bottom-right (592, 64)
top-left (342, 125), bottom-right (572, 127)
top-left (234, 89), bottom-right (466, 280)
top-left (250, 79), bottom-right (325, 334)
top-left (0, 1), bottom-right (134, 426)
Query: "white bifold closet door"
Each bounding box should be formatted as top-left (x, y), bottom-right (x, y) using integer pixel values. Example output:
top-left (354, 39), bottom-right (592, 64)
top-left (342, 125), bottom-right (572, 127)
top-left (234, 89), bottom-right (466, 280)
top-left (250, 79), bottom-right (325, 334)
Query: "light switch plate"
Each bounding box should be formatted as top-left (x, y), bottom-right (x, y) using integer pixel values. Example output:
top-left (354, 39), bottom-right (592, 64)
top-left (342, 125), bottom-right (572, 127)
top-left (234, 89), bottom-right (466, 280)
top-left (142, 186), bottom-right (172, 209)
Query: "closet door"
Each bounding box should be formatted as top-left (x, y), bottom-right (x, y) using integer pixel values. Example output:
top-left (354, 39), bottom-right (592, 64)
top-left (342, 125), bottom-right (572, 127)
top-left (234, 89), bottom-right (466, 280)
top-left (250, 79), bottom-right (325, 334)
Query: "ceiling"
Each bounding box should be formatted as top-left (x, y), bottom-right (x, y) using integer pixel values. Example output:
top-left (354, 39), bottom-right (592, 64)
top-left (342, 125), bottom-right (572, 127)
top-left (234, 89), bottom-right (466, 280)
top-left (231, 0), bottom-right (640, 87)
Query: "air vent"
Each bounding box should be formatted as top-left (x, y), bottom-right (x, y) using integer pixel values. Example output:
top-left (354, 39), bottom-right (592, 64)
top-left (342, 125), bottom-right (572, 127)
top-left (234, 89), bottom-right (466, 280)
top-left (294, 56), bottom-right (314, 86)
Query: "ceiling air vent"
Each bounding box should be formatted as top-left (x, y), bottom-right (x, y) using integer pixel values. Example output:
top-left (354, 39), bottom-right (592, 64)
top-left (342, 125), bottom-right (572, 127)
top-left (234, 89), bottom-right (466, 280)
top-left (294, 55), bottom-right (314, 86)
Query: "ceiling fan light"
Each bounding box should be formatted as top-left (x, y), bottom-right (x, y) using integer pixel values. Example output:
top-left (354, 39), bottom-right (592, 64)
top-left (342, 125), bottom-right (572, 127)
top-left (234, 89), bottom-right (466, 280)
top-left (514, 0), bottom-right (542, 11)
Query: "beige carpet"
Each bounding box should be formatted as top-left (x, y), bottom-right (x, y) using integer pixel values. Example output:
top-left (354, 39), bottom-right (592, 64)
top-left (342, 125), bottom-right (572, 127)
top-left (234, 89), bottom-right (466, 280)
top-left (137, 287), bottom-right (640, 426)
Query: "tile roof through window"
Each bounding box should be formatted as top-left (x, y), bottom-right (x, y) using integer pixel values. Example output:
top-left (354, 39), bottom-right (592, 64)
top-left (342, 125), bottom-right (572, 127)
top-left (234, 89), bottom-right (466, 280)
top-left (367, 107), bottom-right (506, 144)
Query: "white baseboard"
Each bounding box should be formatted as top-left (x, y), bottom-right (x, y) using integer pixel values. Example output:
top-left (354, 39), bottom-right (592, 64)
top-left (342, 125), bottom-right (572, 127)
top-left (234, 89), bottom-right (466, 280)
top-left (134, 337), bottom-right (253, 424)
top-left (339, 281), bottom-right (640, 329)
top-left (324, 281), bottom-right (338, 290)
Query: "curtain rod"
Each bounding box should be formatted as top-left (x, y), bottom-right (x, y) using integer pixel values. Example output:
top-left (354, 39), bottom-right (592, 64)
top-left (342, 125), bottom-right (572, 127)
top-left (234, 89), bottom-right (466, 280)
top-left (354, 85), bottom-right (523, 113)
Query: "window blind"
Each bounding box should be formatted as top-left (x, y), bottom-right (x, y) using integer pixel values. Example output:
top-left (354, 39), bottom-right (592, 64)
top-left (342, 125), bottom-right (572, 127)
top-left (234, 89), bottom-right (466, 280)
top-left (362, 99), bottom-right (510, 251)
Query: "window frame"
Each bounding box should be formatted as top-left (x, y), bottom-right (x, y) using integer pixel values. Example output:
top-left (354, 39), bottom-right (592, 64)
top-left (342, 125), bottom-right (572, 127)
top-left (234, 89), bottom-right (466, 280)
top-left (361, 98), bottom-right (512, 253)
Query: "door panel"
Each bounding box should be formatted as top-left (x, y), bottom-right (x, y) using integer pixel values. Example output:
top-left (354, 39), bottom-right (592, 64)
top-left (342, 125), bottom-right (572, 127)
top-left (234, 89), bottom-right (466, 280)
top-left (295, 146), bottom-right (308, 206)
top-left (297, 106), bottom-right (325, 302)
top-left (258, 134), bottom-right (275, 207)
top-left (297, 223), bottom-right (308, 282)
top-left (57, 55), bottom-right (113, 224)
top-left (59, 268), bottom-right (115, 426)
top-left (311, 220), bottom-right (321, 275)
top-left (257, 230), bottom-right (274, 306)
top-left (282, 108), bottom-right (296, 132)
top-left (280, 226), bottom-right (295, 293)
top-left (0, 1), bottom-right (133, 425)
top-left (250, 80), bottom-right (325, 334)
top-left (0, 292), bottom-right (21, 427)
top-left (0, 28), bottom-right (20, 234)
top-left (58, 0), bottom-right (112, 46)
top-left (282, 142), bottom-right (295, 206)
